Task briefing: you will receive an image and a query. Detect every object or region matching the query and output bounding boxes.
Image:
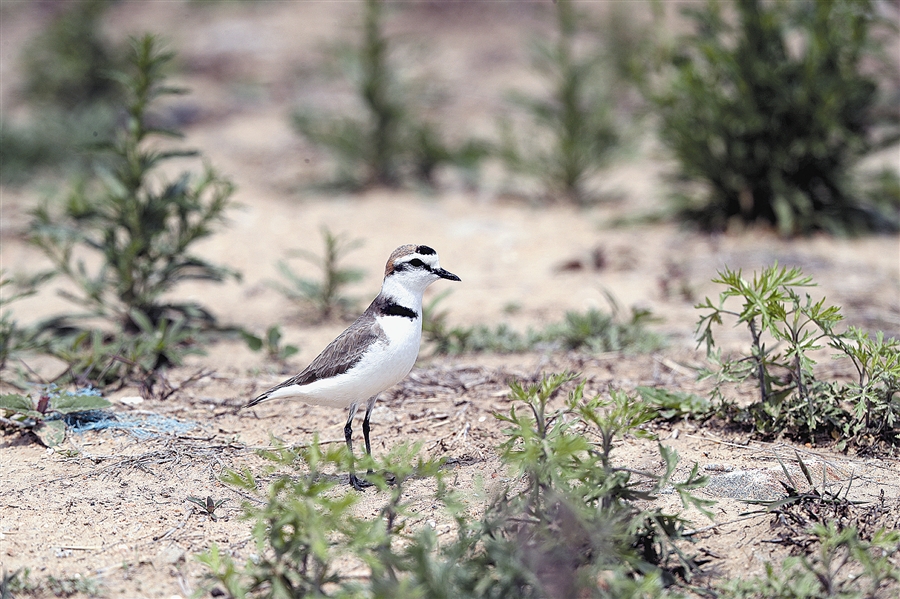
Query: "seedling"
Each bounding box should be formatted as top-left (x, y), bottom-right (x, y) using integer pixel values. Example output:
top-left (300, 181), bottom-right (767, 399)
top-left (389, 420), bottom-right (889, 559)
top-left (271, 227), bottom-right (364, 322)
top-left (241, 325), bottom-right (299, 364)
top-left (187, 496), bottom-right (229, 521)
top-left (292, 0), bottom-right (486, 189)
top-left (637, 386), bottom-right (712, 421)
top-left (500, 0), bottom-right (618, 204)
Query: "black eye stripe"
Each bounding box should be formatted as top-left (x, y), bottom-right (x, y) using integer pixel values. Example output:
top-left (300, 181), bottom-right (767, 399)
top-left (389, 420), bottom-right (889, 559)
top-left (393, 258), bottom-right (433, 273)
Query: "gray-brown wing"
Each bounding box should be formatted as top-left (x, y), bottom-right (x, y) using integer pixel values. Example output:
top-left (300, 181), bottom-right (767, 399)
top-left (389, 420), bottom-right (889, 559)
top-left (247, 314), bottom-right (383, 405)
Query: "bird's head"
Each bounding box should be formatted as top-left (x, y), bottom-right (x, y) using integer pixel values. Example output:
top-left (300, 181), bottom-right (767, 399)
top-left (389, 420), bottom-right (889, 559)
top-left (383, 244), bottom-right (460, 295)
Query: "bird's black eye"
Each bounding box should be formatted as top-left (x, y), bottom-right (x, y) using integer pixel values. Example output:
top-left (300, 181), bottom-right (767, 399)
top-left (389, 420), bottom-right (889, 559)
top-left (409, 258), bottom-right (425, 267)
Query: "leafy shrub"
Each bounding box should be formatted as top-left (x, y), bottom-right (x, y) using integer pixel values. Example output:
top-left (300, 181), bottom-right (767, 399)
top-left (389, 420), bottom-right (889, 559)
top-left (1, 568), bottom-right (103, 598)
top-left (722, 523), bottom-right (899, 599)
top-left (240, 325), bottom-right (299, 365)
top-left (198, 440), bottom-right (443, 598)
top-left (637, 386), bottom-right (712, 421)
top-left (27, 35), bottom-right (239, 387)
top-left (652, 0), bottom-right (900, 235)
top-left (2, 0), bottom-right (122, 184)
top-left (0, 271), bottom-right (53, 374)
top-left (270, 227), bottom-right (364, 322)
top-left (292, 0), bottom-right (486, 189)
top-left (424, 292), bottom-right (663, 355)
top-left (696, 263), bottom-right (900, 449)
top-left (22, 0), bottom-right (121, 109)
top-left (43, 313), bottom-right (204, 389)
top-left (199, 374), bottom-right (711, 598)
top-left (500, 0), bottom-right (619, 204)
top-left (0, 387), bottom-right (110, 447)
top-left (544, 304), bottom-right (663, 353)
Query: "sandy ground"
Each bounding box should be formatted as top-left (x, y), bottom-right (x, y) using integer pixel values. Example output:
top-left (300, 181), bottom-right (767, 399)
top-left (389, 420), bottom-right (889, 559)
top-left (1, 2), bottom-right (899, 598)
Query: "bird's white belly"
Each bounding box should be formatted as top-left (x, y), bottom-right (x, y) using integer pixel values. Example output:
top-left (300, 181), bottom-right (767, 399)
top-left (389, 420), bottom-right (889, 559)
top-left (275, 317), bottom-right (422, 408)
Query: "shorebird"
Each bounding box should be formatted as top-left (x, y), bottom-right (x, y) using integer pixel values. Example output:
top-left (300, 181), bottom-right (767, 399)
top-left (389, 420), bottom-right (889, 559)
top-left (245, 244), bottom-right (460, 489)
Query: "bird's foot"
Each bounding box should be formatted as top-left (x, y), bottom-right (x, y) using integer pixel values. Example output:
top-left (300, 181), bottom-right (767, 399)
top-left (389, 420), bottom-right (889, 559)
top-left (349, 473), bottom-right (373, 491)
top-left (348, 471), bottom-right (397, 490)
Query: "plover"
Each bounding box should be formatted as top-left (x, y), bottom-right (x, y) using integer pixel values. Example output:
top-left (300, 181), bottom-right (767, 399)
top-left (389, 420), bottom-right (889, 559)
top-left (245, 244), bottom-right (460, 489)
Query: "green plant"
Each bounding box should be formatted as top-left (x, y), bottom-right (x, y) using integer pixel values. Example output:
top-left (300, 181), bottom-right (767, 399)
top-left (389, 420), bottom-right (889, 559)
top-left (544, 304), bottom-right (664, 353)
top-left (199, 374), bottom-right (712, 598)
top-left (44, 311), bottom-right (204, 389)
top-left (722, 523), bottom-right (900, 599)
top-left (1, 567), bottom-right (103, 598)
top-left (28, 35), bottom-right (238, 386)
top-left (638, 387), bottom-right (712, 421)
top-left (652, 0), bottom-right (900, 235)
top-left (270, 228), bottom-right (364, 322)
top-left (0, 387), bottom-right (110, 447)
top-left (495, 375), bottom-right (713, 587)
top-left (696, 263), bottom-right (900, 448)
top-left (0, 271), bottom-right (53, 374)
top-left (197, 439), bottom-right (443, 598)
top-left (828, 327), bottom-right (900, 448)
top-left (2, 0), bottom-right (122, 184)
top-left (241, 325), bottom-right (300, 364)
top-left (30, 34), bottom-right (239, 330)
top-left (187, 496), bottom-right (230, 521)
top-left (424, 291), bottom-right (664, 356)
top-left (500, 0), bottom-right (618, 204)
top-left (292, 0), bottom-right (486, 189)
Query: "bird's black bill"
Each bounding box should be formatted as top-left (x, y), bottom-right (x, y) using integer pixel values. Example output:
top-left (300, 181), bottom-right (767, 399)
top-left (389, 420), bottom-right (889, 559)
top-left (435, 268), bottom-right (461, 282)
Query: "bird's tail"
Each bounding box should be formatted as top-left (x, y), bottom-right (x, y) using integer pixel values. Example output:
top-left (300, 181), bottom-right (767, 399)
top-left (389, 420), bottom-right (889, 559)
top-left (243, 391), bottom-right (272, 409)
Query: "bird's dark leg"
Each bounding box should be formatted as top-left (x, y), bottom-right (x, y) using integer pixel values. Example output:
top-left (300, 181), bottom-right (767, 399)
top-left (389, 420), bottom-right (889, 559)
top-left (363, 397), bottom-right (394, 485)
top-left (345, 404), bottom-right (371, 491)
top-left (363, 400), bottom-right (374, 475)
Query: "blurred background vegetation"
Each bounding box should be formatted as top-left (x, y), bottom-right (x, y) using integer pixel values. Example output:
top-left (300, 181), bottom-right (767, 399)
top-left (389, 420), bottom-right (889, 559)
top-left (0, 0), bottom-right (898, 387)
top-left (3, 0), bottom-right (896, 219)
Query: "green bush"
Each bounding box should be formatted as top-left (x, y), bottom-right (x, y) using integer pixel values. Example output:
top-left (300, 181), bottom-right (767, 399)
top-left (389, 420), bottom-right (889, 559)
top-left (198, 374), bottom-right (710, 598)
top-left (0, 271), bottom-right (53, 375)
top-left (1, 0), bottom-right (122, 184)
top-left (696, 263), bottom-right (900, 449)
top-left (1, 568), bottom-right (103, 598)
top-left (652, 0), bottom-right (900, 235)
top-left (500, 0), bottom-right (619, 204)
top-left (22, 0), bottom-right (121, 109)
top-left (722, 523), bottom-right (899, 599)
top-left (28, 35), bottom-right (239, 388)
top-left (292, 0), bottom-right (486, 189)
